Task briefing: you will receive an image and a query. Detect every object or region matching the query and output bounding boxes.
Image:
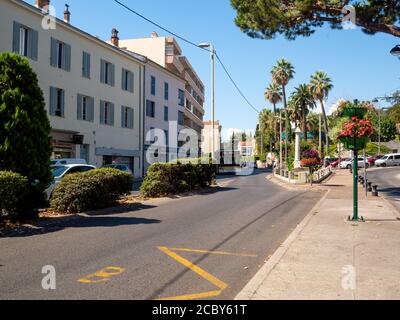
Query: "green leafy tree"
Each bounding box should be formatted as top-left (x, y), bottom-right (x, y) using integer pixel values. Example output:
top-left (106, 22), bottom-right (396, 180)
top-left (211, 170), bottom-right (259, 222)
top-left (388, 104), bottom-right (400, 124)
top-left (0, 53), bottom-right (52, 192)
top-left (309, 71), bottom-right (333, 153)
top-left (271, 59), bottom-right (295, 141)
top-left (231, 0), bottom-right (400, 40)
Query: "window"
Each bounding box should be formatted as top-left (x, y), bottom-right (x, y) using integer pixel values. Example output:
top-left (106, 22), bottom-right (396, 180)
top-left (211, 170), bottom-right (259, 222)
top-left (50, 38), bottom-right (71, 71)
top-left (77, 94), bottom-right (94, 122)
top-left (12, 22), bottom-right (38, 60)
top-left (80, 145), bottom-right (90, 163)
top-left (164, 106), bottom-right (169, 122)
top-left (164, 130), bottom-right (169, 147)
top-left (100, 59), bottom-right (115, 86)
top-left (100, 100), bottom-right (115, 126)
top-left (146, 100), bottom-right (155, 118)
top-left (121, 106), bottom-right (134, 129)
top-left (178, 89), bottom-right (185, 107)
top-left (178, 111), bottom-right (184, 125)
top-left (82, 51), bottom-right (91, 78)
top-left (122, 68), bottom-right (134, 92)
top-left (164, 82), bottom-right (169, 100)
top-left (151, 76), bottom-right (156, 95)
top-left (50, 87), bottom-right (65, 117)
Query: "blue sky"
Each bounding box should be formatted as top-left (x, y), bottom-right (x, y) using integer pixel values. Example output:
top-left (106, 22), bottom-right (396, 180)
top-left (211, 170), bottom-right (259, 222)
top-left (42, 0), bottom-right (399, 139)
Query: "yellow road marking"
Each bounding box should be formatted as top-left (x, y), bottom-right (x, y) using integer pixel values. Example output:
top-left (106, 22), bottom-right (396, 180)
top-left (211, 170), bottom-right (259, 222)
top-left (169, 248), bottom-right (258, 257)
top-left (158, 290), bottom-right (223, 301)
top-left (78, 266), bottom-right (125, 284)
top-left (158, 246), bottom-right (228, 291)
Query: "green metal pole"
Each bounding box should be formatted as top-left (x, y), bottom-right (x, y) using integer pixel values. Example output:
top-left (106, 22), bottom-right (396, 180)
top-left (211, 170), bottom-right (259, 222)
top-left (353, 150), bottom-right (358, 221)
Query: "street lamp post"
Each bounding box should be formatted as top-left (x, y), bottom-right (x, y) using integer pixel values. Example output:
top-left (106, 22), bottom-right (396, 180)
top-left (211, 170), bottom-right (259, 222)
top-left (198, 43), bottom-right (215, 159)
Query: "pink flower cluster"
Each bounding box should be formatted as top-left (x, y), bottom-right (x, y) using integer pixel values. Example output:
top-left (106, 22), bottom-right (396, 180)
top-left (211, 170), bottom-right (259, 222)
top-left (337, 117), bottom-right (374, 139)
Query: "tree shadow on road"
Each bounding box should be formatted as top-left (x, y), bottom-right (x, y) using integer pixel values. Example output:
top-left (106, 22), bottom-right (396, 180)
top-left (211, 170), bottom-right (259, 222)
top-left (0, 203), bottom-right (160, 239)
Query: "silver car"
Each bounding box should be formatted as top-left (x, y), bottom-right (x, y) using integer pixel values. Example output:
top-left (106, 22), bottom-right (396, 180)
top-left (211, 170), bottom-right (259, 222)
top-left (45, 164), bottom-right (96, 200)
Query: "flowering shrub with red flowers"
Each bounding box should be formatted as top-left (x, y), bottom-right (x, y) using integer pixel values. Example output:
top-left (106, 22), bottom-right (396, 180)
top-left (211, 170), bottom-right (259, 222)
top-left (337, 117), bottom-right (374, 140)
top-left (300, 149), bottom-right (321, 167)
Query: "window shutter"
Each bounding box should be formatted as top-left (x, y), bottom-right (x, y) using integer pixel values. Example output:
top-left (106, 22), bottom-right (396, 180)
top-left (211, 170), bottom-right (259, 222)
top-left (77, 94), bottom-right (83, 120)
top-left (64, 43), bottom-right (71, 71)
top-left (121, 106), bottom-right (125, 127)
top-left (50, 38), bottom-right (57, 67)
top-left (29, 29), bottom-right (38, 61)
top-left (49, 87), bottom-right (56, 115)
top-left (129, 108), bottom-right (134, 129)
top-left (60, 89), bottom-right (65, 117)
top-left (110, 63), bottom-right (115, 87)
top-left (121, 69), bottom-right (126, 90)
top-left (100, 59), bottom-right (105, 83)
top-left (100, 101), bottom-right (105, 124)
top-left (12, 21), bottom-right (20, 53)
top-left (88, 97), bottom-right (94, 122)
top-left (86, 53), bottom-right (91, 78)
top-left (109, 103), bottom-right (115, 126)
top-left (129, 72), bottom-right (134, 92)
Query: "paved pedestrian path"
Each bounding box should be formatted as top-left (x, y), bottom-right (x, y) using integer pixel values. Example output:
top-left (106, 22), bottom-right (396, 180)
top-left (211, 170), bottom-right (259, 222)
top-left (236, 170), bottom-right (400, 300)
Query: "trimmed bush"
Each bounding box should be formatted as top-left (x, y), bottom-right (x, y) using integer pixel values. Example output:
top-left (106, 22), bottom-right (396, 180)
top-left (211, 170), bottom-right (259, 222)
top-left (0, 171), bottom-right (30, 221)
top-left (50, 168), bottom-right (133, 214)
top-left (140, 163), bottom-right (216, 198)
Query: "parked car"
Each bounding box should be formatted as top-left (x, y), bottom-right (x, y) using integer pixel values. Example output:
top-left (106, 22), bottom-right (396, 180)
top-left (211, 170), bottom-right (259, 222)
top-left (340, 157), bottom-right (369, 169)
top-left (375, 153), bottom-right (400, 167)
top-left (45, 164), bottom-right (96, 200)
top-left (324, 157), bottom-right (339, 167)
top-left (50, 158), bottom-right (87, 166)
top-left (367, 155), bottom-right (384, 166)
top-left (102, 164), bottom-right (133, 175)
top-left (330, 158), bottom-right (347, 168)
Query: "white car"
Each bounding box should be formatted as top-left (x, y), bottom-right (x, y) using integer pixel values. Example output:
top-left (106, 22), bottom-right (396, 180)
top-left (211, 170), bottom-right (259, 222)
top-left (45, 164), bottom-right (96, 200)
top-left (50, 158), bottom-right (87, 166)
top-left (375, 153), bottom-right (400, 167)
top-left (340, 157), bottom-right (369, 169)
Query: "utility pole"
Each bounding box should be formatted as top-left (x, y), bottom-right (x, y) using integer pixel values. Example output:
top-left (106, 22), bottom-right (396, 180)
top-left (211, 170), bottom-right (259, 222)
top-left (280, 111), bottom-right (283, 171)
top-left (319, 113), bottom-right (322, 157)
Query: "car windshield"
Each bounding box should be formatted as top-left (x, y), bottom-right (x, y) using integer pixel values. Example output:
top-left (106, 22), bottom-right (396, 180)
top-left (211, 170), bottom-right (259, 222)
top-left (51, 166), bottom-right (69, 178)
top-left (382, 156), bottom-right (390, 160)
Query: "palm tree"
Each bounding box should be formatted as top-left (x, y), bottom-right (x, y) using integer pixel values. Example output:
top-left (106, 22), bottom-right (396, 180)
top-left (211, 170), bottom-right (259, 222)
top-left (264, 83), bottom-right (282, 141)
top-left (264, 83), bottom-right (282, 115)
top-left (271, 59), bottom-right (295, 149)
top-left (288, 98), bottom-right (302, 129)
top-left (310, 71), bottom-right (333, 154)
top-left (290, 84), bottom-right (316, 141)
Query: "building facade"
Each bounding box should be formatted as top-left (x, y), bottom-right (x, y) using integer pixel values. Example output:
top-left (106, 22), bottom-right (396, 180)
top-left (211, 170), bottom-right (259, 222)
top-left (201, 120), bottom-right (222, 156)
top-left (141, 60), bottom-right (186, 169)
top-left (0, 0), bottom-right (145, 178)
top-left (119, 33), bottom-right (205, 152)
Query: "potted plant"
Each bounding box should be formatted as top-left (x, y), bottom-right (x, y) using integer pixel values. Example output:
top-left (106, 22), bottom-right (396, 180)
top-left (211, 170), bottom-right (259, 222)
top-left (337, 117), bottom-right (374, 150)
top-left (338, 100), bottom-right (372, 119)
top-left (300, 149), bottom-right (321, 167)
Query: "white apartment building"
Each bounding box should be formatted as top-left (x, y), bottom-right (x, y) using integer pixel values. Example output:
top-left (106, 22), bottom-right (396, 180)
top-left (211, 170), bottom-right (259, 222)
top-left (119, 33), bottom-right (206, 153)
top-left (0, 0), bottom-right (145, 178)
top-left (141, 60), bottom-right (186, 169)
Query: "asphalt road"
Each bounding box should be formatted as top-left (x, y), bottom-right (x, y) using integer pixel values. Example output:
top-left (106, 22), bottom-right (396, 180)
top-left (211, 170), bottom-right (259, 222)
top-left (366, 167), bottom-right (400, 212)
top-left (0, 170), bottom-right (323, 300)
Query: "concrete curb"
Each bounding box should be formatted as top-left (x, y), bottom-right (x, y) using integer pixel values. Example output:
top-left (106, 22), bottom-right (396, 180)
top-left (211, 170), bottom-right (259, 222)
top-left (380, 196), bottom-right (400, 220)
top-left (234, 189), bottom-right (330, 300)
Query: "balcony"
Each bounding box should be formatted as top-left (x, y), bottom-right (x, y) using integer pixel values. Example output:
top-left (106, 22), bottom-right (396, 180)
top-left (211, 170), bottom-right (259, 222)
top-left (166, 55), bottom-right (184, 76)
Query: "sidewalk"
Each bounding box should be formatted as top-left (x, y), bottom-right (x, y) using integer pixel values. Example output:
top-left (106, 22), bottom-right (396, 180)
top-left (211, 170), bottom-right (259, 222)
top-left (236, 169), bottom-right (400, 300)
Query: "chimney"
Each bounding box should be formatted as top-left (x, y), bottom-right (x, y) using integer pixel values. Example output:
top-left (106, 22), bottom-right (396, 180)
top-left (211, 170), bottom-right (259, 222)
top-left (111, 28), bottom-right (119, 47)
top-left (151, 31), bottom-right (159, 38)
top-left (64, 4), bottom-right (71, 24)
top-left (35, 0), bottom-right (50, 9)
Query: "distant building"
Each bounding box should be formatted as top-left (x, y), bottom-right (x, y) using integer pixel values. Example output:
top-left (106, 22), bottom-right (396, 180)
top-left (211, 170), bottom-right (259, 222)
top-left (238, 139), bottom-right (255, 157)
top-left (201, 120), bottom-right (221, 156)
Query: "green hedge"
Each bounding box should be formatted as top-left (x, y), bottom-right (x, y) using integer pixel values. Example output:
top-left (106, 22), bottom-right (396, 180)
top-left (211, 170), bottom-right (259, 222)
top-left (140, 163), bottom-right (217, 198)
top-left (0, 171), bottom-right (31, 221)
top-left (50, 168), bottom-right (133, 214)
